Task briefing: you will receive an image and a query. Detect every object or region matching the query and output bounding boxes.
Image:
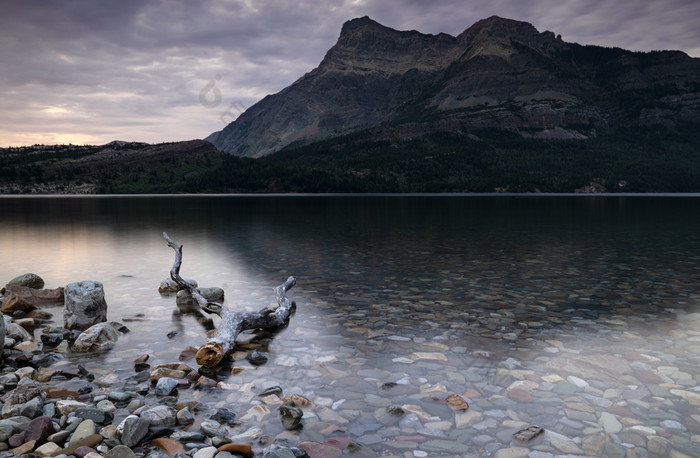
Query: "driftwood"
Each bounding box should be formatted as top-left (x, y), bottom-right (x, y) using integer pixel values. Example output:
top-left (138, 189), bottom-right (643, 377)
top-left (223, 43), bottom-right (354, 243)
top-left (163, 232), bottom-right (296, 367)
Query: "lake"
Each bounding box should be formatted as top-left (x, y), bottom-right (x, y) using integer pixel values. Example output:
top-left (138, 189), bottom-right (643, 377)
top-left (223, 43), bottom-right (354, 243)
top-left (2, 194), bottom-right (700, 457)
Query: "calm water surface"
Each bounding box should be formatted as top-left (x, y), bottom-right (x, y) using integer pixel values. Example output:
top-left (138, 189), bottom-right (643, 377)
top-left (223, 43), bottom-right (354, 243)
top-left (1, 195), bottom-right (700, 456)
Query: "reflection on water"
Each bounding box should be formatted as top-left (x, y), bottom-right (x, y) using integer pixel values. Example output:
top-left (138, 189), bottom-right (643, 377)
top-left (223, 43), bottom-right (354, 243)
top-left (2, 195), bottom-right (700, 456)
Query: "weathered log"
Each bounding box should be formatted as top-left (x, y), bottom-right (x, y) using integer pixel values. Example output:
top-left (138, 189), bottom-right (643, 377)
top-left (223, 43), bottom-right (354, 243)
top-left (163, 232), bottom-right (296, 367)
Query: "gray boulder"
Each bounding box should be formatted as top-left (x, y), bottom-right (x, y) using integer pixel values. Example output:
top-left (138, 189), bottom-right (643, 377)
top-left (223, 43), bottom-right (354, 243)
top-left (72, 322), bottom-right (120, 352)
top-left (64, 281), bottom-right (108, 331)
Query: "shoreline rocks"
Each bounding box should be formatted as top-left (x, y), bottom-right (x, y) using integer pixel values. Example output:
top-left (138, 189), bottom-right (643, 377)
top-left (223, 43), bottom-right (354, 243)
top-left (2, 268), bottom-right (700, 457)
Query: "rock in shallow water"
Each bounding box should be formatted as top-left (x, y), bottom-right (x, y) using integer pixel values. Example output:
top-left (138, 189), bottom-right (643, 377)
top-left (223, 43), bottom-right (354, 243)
top-left (72, 322), bottom-right (119, 352)
top-left (7, 273), bottom-right (45, 289)
top-left (279, 404), bottom-right (303, 430)
top-left (155, 377), bottom-right (178, 396)
top-left (63, 280), bottom-right (108, 331)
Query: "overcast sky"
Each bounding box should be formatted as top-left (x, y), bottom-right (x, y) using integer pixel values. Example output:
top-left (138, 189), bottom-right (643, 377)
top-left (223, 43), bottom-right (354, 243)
top-left (1, 0), bottom-right (698, 147)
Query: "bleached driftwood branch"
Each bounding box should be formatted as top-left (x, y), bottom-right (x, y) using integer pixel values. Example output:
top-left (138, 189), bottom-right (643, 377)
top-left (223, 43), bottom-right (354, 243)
top-left (164, 232), bottom-right (296, 367)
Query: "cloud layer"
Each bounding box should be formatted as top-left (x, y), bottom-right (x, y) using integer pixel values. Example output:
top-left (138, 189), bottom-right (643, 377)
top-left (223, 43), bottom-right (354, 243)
top-left (1, 0), bottom-right (698, 146)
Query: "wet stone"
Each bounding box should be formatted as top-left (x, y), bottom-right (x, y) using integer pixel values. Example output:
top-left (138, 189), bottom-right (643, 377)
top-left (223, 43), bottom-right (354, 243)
top-left (155, 377), bottom-right (178, 396)
top-left (200, 419), bottom-right (228, 437)
top-left (210, 408), bottom-right (236, 426)
top-left (513, 425), bottom-right (544, 444)
top-left (75, 407), bottom-right (113, 425)
top-left (246, 350), bottom-right (268, 365)
top-left (140, 405), bottom-right (177, 427)
top-left (120, 416), bottom-right (150, 448)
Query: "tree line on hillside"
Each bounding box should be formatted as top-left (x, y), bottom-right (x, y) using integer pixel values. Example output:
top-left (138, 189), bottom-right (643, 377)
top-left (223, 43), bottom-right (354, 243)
top-left (2, 126), bottom-right (699, 194)
top-left (178, 126), bottom-right (700, 194)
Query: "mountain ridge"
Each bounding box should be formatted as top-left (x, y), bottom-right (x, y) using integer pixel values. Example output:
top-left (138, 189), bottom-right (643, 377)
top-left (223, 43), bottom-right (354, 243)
top-left (210, 16), bottom-right (700, 157)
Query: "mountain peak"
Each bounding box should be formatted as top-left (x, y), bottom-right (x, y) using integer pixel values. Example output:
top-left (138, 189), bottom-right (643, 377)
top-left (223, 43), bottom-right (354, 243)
top-left (210, 16), bottom-right (700, 157)
top-left (458, 15), bottom-right (540, 41)
top-left (340, 16), bottom-right (385, 33)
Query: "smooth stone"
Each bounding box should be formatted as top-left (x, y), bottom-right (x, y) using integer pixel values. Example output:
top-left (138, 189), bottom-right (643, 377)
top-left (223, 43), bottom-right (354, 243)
top-left (603, 442), bottom-right (627, 458)
top-left (57, 434), bottom-right (103, 456)
top-left (420, 439), bottom-right (470, 454)
top-left (99, 425), bottom-right (119, 440)
top-left (19, 396), bottom-right (44, 419)
top-left (661, 419), bottom-right (686, 431)
top-left (0, 416), bottom-right (31, 439)
top-left (70, 419), bottom-right (96, 446)
top-left (8, 415), bottom-right (53, 448)
top-left (108, 391), bottom-right (133, 403)
top-left (140, 405), bottom-right (177, 427)
top-left (120, 416), bottom-right (150, 448)
top-left (670, 389), bottom-right (700, 406)
top-left (13, 440), bottom-right (37, 456)
top-left (104, 444), bottom-right (138, 458)
top-left (95, 400), bottom-right (116, 413)
top-left (647, 436), bottom-right (672, 455)
top-left (34, 442), bottom-right (63, 457)
top-left (56, 400), bottom-right (87, 416)
top-left (455, 410), bottom-right (483, 428)
top-left (550, 438), bottom-right (585, 454)
top-left (296, 441), bottom-right (342, 458)
top-left (374, 406), bottom-right (404, 426)
top-left (552, 382), bottom-right (579, 395)
top-left (176, 406), bottom-right (195, 425)
top-left (494, 447), bottom-right (530, 458)
top-left (193, 446), bottom-right (218, 458)
top-left (47, 430), bottom-right (70, 444)
top-left (599, 412), bottom-right (622, 434)
top-left (171, 430), bottom-right (206, 442)
top-left (155, 377), bottom-right (179, 396)
top-left (8, 273), bottom-right (45, 289)
top-left (262, 448), bottom-right (296, 458)
top-left (200, 419), bottom-right (228, 437)
top-left (217, 443), bottom-right (254, 456)
top-left (75, 407), bottom-right (114, 425)
top-left (74, 446), bottom-right (99, 457)
top-left (152, 437), bottom-right (186, 456)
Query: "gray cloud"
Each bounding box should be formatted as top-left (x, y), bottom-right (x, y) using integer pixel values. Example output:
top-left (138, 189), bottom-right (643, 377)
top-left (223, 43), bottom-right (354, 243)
top-left (1, 0), bottom-right (697, 146)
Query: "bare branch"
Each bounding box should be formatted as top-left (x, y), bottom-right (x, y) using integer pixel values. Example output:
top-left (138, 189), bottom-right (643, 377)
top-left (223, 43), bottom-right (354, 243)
top-left (164, 232), bottom-right (296, 367)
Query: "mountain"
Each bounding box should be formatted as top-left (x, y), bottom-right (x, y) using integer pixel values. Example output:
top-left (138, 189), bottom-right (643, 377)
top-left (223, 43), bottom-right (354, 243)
top-left (209, 16), bottom-right (700, 157)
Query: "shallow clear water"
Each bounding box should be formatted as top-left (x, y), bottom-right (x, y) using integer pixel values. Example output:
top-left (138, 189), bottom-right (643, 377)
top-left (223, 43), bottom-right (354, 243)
top-left (2, 195), bottom-right (700, 456)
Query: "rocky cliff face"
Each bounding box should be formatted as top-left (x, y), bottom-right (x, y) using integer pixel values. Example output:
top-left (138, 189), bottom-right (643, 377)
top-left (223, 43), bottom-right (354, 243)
top-left (211, 16), bottom-right (700, 157)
